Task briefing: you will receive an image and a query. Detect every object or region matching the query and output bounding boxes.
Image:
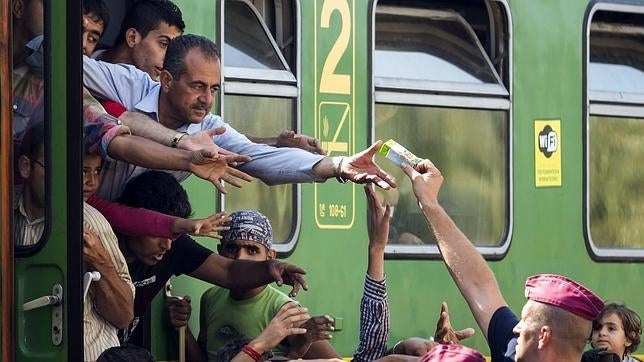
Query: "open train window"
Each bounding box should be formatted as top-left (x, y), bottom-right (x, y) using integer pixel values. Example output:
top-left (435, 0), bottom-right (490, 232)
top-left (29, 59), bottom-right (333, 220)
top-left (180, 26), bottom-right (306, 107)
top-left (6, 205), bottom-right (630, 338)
top-left (13, 0), bottom-right (51, 254)
top-left (220, 0), bottom-right (300, 253)
top-left (585, 3), bottom-right (644, 259)
top-left (372, 0), bottom-right (511, 258)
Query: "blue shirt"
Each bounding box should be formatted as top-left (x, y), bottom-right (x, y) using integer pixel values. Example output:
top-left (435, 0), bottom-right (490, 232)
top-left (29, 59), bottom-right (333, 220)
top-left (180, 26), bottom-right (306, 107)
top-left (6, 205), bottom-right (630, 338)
top-left (353, 274), bottom-right (390, 362)
top-left (82, 56), bottom-right (326, 200)
top-left (488, 306), bottom-right (519, 362)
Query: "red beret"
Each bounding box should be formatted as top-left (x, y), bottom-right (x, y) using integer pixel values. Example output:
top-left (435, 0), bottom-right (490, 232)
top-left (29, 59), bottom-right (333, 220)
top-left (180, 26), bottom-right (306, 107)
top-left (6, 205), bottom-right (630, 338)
top-left (524, 274), bottom-right (604, 320)
top-left (419, 344), bottom-right (485, 362)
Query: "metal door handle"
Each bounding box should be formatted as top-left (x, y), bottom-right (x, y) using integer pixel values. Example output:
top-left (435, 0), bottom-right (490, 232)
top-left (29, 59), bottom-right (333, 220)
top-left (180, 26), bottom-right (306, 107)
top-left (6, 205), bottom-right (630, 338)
top-left (21, 284), bottom-right (64, 345)
top-left (22, 295), bottom-right (61, 311)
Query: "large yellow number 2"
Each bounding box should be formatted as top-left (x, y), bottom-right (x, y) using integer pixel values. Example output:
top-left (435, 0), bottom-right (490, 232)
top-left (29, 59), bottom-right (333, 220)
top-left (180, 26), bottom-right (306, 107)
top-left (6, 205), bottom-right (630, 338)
top-left (320, 0), bottom-right (351, 95)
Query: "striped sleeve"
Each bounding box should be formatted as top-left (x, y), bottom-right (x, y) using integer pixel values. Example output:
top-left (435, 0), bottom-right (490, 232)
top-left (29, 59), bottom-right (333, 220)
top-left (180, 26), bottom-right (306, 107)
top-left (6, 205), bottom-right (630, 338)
top-left (353, 274), bottom-right (390, 362)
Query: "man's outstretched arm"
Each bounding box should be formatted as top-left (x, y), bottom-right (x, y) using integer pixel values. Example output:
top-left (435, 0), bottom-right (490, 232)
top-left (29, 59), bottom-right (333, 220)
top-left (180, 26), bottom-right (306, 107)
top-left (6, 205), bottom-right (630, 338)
top-left (401, 161), bottom-right (507, 340)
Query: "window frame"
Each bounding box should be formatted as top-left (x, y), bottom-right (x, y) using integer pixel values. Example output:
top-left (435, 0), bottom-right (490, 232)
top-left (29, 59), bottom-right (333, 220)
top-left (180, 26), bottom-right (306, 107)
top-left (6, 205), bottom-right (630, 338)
top-left (218, 0), bottom-right (302, 254)
top-left (583, 0), bottom-right (644, 260)
top-left (13, 1), bottom-right (52, 257)
top-left (369, 0), bottom-right (514, 259)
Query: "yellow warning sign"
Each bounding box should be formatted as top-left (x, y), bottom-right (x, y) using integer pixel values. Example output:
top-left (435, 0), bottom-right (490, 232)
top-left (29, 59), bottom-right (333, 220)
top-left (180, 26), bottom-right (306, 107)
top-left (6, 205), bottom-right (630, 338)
top-left (534, 120), bottom-right (562, 187)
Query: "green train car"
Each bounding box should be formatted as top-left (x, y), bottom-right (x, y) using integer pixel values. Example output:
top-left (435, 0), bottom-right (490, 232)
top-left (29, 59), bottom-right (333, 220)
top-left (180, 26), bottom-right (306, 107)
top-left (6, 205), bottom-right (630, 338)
top-left (2, 0), bottom-right (644, 360)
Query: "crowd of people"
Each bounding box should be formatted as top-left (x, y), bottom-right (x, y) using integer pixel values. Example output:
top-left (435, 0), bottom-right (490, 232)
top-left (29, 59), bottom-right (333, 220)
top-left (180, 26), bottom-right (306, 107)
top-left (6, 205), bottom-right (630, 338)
top-left (11, 0), bottom-right (642, 361)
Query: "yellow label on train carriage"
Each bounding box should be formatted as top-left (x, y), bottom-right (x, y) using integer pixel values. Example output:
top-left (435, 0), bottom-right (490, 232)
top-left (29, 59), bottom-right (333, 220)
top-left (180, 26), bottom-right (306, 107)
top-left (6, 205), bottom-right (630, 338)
top-left (534, 119), bottom-right (562, 187)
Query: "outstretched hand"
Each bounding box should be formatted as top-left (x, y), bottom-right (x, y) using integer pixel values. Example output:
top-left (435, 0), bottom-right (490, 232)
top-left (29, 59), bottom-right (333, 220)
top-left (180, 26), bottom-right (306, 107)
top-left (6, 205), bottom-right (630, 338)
top-left (341, 141), bottom-right (397, 189)
top-left (176, 212), bottom-right (231, 239)
top-left (267, 260), bottom-right (308, 297)
top-left (188, 149), bottom-right (253, 194)
top-left (276, 130), bottom-right (326, 155)
top-left (178, 127), bottom-right (227, 152)
top-left (433, 302), bottom-right (475, 344)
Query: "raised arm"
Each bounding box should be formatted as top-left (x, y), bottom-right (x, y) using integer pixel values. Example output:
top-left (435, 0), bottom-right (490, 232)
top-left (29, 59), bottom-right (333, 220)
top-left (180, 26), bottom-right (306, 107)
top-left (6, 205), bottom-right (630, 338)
top-left (353, 185), bottom-right (392, 362)
top-left (401, 161), bottom-right (507, 340)
top-left (106, 134), bottom-right (252, 194)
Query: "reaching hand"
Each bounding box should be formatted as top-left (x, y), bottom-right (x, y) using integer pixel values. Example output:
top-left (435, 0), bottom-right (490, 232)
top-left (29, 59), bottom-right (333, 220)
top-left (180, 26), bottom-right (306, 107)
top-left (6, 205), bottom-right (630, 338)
top-left (177, 128), bottom-right (226, 152)
top-left (341, 141), bottom-right (397, 189)
top-left (176, 212), bottom-right (231, 239)
top-left (267, 260), bottom-right (308, 297)
top-left (395, 337), bottom-right (438, 356)
top-left (433, 302), bottom-right (475, 344)
top-left (365, 185), bottom-right (391, 250)
top-left (276, 130), bottom-right (326, 155)
top-left (287, 315), bottom-right (335, 358)
top-left (248, 302), bottom-right (309, 354)
top-left (188, 149), bottom-right (253, 194)
top-left (400, 159), bottom-right (443, 206)
top-left (167, 296), bottom-right (191, 330)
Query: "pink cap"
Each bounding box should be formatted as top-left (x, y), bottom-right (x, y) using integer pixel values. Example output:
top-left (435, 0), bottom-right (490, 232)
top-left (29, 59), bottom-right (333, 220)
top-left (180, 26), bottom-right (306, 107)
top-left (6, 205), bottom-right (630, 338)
top-left (524, 274), bottom-right (604, 320)
top-left (419, 344), bottom-right (485, 362)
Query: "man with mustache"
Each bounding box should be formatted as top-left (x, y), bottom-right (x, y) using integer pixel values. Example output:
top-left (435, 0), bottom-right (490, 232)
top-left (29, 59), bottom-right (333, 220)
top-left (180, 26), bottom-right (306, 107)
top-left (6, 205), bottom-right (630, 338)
top-left (83, 34), bottom-right (396, 201)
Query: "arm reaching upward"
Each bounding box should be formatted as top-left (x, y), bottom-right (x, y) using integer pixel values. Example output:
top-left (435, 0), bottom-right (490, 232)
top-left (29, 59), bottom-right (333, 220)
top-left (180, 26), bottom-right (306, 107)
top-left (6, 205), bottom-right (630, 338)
top-left (401, 161), bottom-right (507, 340)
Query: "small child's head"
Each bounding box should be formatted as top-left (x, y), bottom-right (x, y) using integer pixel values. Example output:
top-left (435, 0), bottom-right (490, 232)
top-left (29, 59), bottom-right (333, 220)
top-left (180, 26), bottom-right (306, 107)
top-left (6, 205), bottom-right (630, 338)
top-left (591, 302), bottom-right (642, 357)
top-left (83, 150), bottom-right (102, 201)
top-left (217, 210), bottom-right (275, 262)
top-left (82, 0), bottom-right (109, 55)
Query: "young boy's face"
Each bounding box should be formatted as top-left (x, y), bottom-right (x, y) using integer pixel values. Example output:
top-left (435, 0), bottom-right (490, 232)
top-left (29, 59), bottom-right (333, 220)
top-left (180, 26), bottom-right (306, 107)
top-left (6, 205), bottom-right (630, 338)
top-left (82, 13), bottom-right (104, 56)
top-left (218, 239), bottom-right (274, 262)
top-left (83, 153), bottom-right (102, 201)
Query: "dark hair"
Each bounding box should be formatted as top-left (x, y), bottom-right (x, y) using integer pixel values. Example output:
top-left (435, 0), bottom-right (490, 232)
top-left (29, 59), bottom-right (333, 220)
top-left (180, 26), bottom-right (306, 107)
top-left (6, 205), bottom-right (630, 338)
top-left (96, 344), bottom-right (155, 361)
top-left (20, 123), bottom-right (45, 159)
top-left (83, 0), bottom-right (110, 31)
top-left (593, 302), bottom-right (642, 355)
top-left (116, 0), bottom-right (185, 45)
top-left (117, 171), bottom-right (192, 218)
top-left (216, 338), bottom-right (272, 362)
top-left (581, 348), bottom-right (622, 362)
top-left (163, 34), bottom-right (220, 78)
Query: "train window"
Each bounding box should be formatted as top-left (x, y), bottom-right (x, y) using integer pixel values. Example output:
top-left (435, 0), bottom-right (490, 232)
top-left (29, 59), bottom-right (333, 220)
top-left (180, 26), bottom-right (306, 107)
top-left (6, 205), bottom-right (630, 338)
top-left (372, 0), bottom-right (511, 257)
top-left (585, 4), bottom-right (644, 258)
top-left (13, 0), bottom-right (50, 252)
top-left (221, 0), bottom-right (300, 251)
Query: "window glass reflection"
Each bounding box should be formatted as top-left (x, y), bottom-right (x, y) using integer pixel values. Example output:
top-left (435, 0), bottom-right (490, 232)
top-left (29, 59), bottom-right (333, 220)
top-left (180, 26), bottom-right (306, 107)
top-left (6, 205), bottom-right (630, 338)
top-left (223, 95), bottom-right (295, 243)
top-left (375, 8), bottom-right (500, 84)
top-left (13, 0), bottom-right (47, 248)
top-left (589, 116), bottom-right (644, 249)
top-left (374, 104), bottom-right (508, 247)
top-left (224, 1), bottom-right (286, 70)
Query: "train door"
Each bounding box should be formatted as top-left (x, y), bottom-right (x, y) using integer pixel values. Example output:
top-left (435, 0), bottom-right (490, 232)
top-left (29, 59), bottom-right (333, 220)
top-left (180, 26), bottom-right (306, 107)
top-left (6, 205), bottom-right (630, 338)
top-left (2, 0), bottom-right (83, 360)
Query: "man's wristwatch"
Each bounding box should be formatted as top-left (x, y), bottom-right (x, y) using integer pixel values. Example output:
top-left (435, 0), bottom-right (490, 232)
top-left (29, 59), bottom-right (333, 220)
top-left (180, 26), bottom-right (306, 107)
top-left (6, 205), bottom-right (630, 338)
top-left (171, 132), bottom-right (188, 148)
top-left (333, 156), bottom-right (348, 183)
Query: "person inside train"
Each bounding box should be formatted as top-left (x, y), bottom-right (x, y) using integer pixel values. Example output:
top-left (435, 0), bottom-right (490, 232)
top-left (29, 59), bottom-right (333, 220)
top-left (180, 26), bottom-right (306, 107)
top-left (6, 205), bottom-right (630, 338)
top-left (92, 0), bottom-right (324, 154)
top-left (170, 209), bottom-right (337, 361)
top-left (83, 34), bottom-right (396, 201)
top-left (93, 0), bottom-right (184, 81)
top-left (399, 158), bottom-right (605, 362)
top-left (82, 0), bottom-right (110, 56)
top-left (83, 148), bottom-right (231, 243)
top-left (590, 303), bottom-right (642, 362)
top-left (82, 191), bottom-right (135, 361)
top-left (112, 170), bottom-right (307, 348)
top-left (14, 123), bottom-right (45, 246)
